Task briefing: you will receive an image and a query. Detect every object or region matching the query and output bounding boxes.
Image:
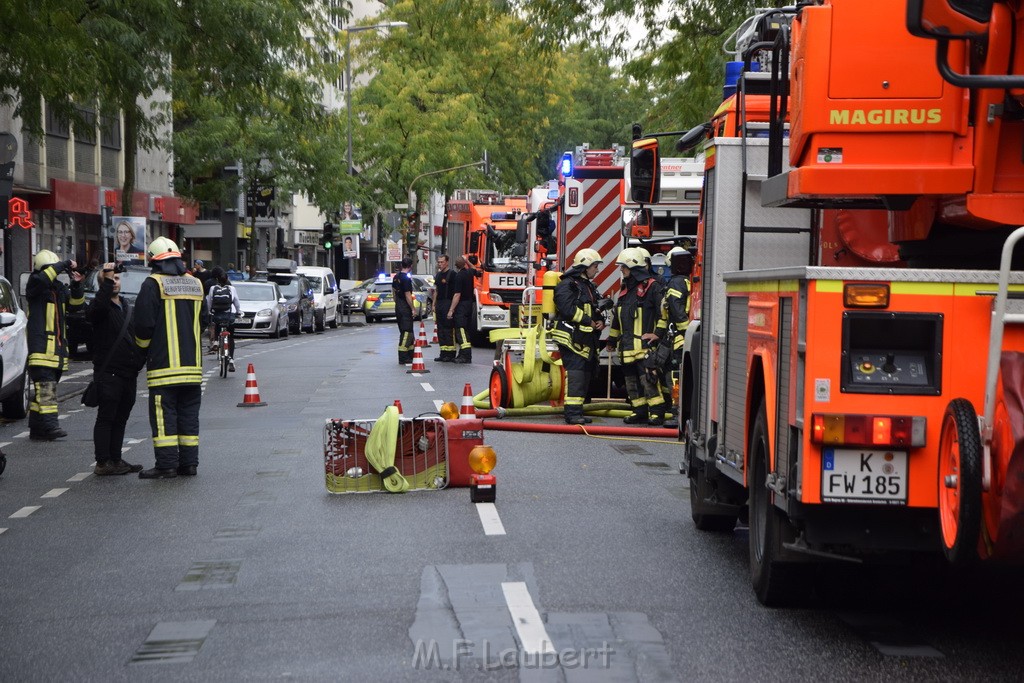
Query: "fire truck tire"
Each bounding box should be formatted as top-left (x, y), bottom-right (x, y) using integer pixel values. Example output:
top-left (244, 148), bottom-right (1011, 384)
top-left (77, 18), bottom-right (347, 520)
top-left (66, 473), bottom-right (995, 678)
top-left (748, 399), bottom-right (800, 607)
top-left (938, 398), bottom-right (982, 567)
top-left (489, 366), bottom-right (510, 409)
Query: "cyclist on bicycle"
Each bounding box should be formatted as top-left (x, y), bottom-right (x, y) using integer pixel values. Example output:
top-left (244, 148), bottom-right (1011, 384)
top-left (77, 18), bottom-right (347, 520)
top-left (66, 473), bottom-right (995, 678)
top-left (206, 266), bottom-right (241, 372)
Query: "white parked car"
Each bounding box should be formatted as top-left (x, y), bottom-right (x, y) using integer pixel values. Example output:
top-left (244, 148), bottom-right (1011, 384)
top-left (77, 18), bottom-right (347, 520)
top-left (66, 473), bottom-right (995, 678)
top-left (0, 276), bottom-right (29, 420)
top-left (231, 281), bottom-right (289, 338)
top-left (296, 266), bottom-right (339, 331)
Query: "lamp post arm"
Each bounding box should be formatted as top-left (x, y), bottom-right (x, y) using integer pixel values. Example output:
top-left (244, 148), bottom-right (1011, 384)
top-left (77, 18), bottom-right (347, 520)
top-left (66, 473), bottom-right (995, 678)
top-left (406, 160), bottom-right (485, 212)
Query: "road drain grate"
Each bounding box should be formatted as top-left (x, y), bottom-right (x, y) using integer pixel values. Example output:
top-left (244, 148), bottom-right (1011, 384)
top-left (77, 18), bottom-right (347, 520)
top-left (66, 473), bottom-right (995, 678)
top-left (176, 560), bottom-right (242, 591)
top-left (130, 620), bottom-right (216, 664)
top-left (213, 525), bottom-right (260, 540)
top-left (613, 444), bottom-right (651, 456)
top-left (632, 461), bottom-right (671, 469)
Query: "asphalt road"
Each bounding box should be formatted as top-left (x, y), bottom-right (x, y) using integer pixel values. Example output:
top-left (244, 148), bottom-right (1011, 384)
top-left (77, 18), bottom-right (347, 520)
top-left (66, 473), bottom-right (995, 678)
top-left (0, 318), bottom-right (1021, 681)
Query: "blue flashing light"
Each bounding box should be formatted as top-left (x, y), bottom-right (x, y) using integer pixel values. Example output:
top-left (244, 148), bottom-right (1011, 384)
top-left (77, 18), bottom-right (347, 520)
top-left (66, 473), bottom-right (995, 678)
top-left (559, 152), bottom-right (573, 177)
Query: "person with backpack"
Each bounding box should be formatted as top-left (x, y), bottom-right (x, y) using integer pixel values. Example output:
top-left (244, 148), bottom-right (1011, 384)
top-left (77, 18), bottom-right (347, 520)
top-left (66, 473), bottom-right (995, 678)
top-left (206, 267), bottom-right (241, 371)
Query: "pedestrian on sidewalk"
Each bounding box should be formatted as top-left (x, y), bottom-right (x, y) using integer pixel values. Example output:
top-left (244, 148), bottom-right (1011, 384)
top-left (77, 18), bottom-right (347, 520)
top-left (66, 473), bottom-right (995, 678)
top-left (87, 262), bottom-right (145, 476)
top-left (133, 237), bottom-right (208, 479)
top-left (26, 250), bottom-right (84, 440)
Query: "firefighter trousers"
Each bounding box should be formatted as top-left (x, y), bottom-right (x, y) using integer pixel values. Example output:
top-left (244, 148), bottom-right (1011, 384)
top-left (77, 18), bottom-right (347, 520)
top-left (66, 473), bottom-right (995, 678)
top-left (396, 306), bottom-right (414, 364)
top-left (149, 385), bottom-right (202, 470)
top-left (453, 301), bottom-right (472, 357)
top-left (435, 299), bottom-right (456, 359)
top-left (622, 362), bottom-right (664, 416)
top-left (29, 366), bottom-right (62, 434)
top-left (560, 349), bottom-right (595, 421)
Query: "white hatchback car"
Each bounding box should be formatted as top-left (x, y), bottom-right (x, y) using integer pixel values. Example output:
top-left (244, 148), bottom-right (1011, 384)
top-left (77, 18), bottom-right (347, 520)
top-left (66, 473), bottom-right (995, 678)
top-left (0, 275), bottom-right (29, 420)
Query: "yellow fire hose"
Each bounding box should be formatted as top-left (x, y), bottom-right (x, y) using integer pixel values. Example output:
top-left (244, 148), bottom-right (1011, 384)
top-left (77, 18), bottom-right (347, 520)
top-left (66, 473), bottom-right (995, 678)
top-left (365, 405), bottom-right (410, 493)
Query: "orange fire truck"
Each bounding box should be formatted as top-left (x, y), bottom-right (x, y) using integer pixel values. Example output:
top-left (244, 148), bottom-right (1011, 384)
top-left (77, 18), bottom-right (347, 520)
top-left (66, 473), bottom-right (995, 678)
top-left (632, 0), bottom-right (1024, 605)
top-left (445, 190), bottom-right (528, 343)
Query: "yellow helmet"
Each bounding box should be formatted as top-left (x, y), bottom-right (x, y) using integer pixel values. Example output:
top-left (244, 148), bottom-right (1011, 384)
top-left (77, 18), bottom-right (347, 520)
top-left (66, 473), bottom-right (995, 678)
top-left (572, 248), bottom-right (603, 268)
top-left (615, 248), bottom-right (643, 269)
top-left (147, 236), bottom-right (181, 261)
top-left (33, 249), bottom-right (60, 270)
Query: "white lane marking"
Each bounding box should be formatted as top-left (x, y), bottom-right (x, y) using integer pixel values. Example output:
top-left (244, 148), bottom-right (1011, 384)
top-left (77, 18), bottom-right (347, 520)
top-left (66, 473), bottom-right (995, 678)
top-left (65, 369), bottom-right (92, 379)
top-left (67, 409), bottom-right (84, 414)
top-left (9, 506), bottom-right (41, 518)
top-left (433, 400), bottom-right (444, 411)
top-left (411, 373), bottom-right (423, 377)
top-left (501, 582), bottom-right (555, 654)
top-left (121, 447), bottom-right (131, 453)
top-left (0, 441), bottom-right (10, 449)
top-left (126, 438), bottom-right (145, 444)
top-left (14, 431), bottom-right (29, 439)
top-left (41, 488), bottom-right (69, 499)
top-left (58, 414), bottom-right (68, 420)
top-left (475, 503), bottom-right (506, 536)
top-left (67, 472), bottom-right (92, 482)
top-left (0, 528), bottom-right (6, 535)
top-left (420, 383), bottom-right (435, 392)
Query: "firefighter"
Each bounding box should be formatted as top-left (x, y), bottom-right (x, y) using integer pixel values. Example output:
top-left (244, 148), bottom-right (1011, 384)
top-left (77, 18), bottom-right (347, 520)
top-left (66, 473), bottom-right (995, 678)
top-left (432, 254), bottom-right (457, 362)
top-left (393, 257), bottom-right (416, 365)
top-left (448, 255), bottom-right (474, 364)
top-left (133, 237), bottom-right (208, 479)
top-left (607, 247), bottom-right (666, 425)
top-left (26, 250), bottom-right (85, 440)
top-left (651, 246), bottom-right (694, 428)
top-left (552, 248), bottom-right (605, 425)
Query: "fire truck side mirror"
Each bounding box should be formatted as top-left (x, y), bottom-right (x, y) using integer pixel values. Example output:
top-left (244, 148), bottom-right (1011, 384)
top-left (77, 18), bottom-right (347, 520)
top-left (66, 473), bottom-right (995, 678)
top-left (515, 217), bottom-right (529, 244)
top-left (676, 123), bottom-right (710, 154)
top-left (629, 138), bottom-right (660, 204)
top-left (906, 0), bottom-right (991, 39)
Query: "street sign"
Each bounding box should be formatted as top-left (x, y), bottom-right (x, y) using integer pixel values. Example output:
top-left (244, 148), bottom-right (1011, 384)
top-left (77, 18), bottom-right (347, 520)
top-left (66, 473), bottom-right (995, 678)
top-left (394, 203), bottom-right (409, 210)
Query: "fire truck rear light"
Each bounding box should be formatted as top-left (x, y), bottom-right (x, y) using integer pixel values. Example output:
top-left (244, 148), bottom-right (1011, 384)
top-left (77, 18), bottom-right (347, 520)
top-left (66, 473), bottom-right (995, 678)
top-left (844, 283), bottom-right (889, 308)
top-left (810, 413), bottom-right (925, 447)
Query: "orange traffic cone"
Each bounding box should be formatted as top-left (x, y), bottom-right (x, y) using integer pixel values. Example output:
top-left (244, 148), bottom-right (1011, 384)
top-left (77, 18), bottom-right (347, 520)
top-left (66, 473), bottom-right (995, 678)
top-left (415, 321), bottom-right (429, 347)
top-left (430, 324), bottom-right (439, 345)
top-left (393, 399), bottom-right (404, 417)
top-left (237, 363), bottom-right (267, 407)
top-left (407, 345), bottom-right (430, 374)
top-left (459, 383), bottom-right (476, 419)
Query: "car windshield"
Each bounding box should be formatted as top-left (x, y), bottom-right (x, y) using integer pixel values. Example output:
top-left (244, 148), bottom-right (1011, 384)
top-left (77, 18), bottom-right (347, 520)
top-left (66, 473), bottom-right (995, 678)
top-left (371, 282), bottom-right (393, 294)
top-left (235, 284), bottom-right (277, 302)
top-left (84, 268), bottom-right (150, 296)
top-left (304, 276), bottom-right (323, 290)
top-left (278, 280), bottom-right (301, 298)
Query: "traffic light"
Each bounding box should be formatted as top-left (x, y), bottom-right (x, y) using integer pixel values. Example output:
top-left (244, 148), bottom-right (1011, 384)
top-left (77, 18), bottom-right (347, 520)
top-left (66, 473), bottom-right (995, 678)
top-left (321, 221), bottom-right (335, 250)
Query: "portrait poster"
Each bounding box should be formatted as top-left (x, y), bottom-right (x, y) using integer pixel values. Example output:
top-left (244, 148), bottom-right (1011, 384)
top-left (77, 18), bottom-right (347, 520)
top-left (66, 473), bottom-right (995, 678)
top-left (113, 216), bottom-right (147, 264)
top-left (342, 234), bottom-right (359, 259)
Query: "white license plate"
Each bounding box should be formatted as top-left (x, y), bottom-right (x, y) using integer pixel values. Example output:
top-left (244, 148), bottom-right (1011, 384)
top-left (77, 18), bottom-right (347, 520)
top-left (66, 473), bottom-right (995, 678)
top-left (821, 449), bottom-right (908, 505)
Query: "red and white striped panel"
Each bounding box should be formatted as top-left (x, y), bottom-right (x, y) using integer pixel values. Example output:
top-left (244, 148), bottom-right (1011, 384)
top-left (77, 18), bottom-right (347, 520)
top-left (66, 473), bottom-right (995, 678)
top-left (564, 178), bottom-right (623, 297)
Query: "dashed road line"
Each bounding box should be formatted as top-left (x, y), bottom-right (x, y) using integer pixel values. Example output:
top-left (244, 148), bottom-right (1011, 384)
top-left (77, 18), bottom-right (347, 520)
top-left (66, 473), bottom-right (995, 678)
top-left (501, 582), bottom-right (555, 654)
top-left (41, 488), bottom-right (68, 499)
top-left (122, 446), bottom-right (131, 453)
top-left (67, 472), bottom-right (92, 482)
top-left (475, 502), bottom-right (506, 536)
top-left (420, 382), bottom-right (434, 392)
top-left (14, 431), bottom-right (28, 439)
top-left (10, 506), bottom-right (41, 518)
top-left (0, 441), bottom-right (10, 449)
top-left (0, 528), bottom-right (6, 535)
top-left (126, 438), bottom-right (145, 444)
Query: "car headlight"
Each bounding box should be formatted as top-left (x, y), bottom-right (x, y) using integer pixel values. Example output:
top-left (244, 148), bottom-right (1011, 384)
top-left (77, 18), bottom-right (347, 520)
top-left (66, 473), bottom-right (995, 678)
top-left (287, 304), bottom-right (297, 312)
top-left (490, 293), bottom-right (503, 303)
top-left (257, 308), bottom-right (273, 316)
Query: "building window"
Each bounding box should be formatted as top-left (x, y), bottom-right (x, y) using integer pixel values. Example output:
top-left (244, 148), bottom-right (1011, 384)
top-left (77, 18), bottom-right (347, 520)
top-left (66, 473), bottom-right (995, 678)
top-left (45, 106), bottom-right (70, 139)
top-left (100, 113), bottom-right (121, 151)
top-left (74, 106), bottom-right (97, 145)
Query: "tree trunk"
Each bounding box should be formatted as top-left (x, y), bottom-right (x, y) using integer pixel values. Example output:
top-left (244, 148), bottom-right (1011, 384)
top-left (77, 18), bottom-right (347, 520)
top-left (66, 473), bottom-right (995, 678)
top-left (121, 105), bottom-right (137, 218)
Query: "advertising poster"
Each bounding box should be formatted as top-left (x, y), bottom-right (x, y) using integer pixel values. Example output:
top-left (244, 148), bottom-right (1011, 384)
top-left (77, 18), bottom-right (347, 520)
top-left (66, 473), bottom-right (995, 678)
top-left (342, 234), bottom-right (359, 259)
top-left (386, 236), bottom-right (403, 262)
top-left (113, 216), bottom-right (147, 264)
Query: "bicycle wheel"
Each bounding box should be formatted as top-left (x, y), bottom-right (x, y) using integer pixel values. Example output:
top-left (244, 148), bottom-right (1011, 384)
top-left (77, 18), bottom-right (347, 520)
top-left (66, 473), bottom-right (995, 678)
top-left (219, 346), bottom-right (229, 378)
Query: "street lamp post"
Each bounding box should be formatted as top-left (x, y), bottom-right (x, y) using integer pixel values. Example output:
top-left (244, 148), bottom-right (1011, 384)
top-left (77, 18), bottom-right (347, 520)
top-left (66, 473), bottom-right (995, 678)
top-left (343, 20), bottom-right (408, 278)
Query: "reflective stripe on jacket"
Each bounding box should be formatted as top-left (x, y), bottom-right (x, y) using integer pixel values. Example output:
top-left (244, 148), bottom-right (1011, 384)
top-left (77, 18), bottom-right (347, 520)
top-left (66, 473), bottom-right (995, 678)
top-left (26, 261), bottom-right (84, 370)
top-left (550, 266), bottom-right (600, 360)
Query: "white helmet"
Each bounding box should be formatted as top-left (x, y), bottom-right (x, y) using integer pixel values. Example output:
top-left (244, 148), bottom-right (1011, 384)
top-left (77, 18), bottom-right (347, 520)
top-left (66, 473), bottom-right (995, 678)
top-left (147, 236), bottom-right (181, 261)
top-left (33, 249), bottom-right (60, 270)
top-left (667, 246), bottom-right (691, 259)
top-left (615, 248), bottom-right (643, 269)
top-left (572, 248), bottom-right (603, 268)
top-left (636, 247), bottom-right (652, 263)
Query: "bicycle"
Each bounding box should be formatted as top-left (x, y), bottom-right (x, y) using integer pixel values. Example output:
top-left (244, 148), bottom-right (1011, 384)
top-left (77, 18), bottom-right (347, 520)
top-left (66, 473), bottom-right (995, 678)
top-left (218, 326), bottom-right (232, 378)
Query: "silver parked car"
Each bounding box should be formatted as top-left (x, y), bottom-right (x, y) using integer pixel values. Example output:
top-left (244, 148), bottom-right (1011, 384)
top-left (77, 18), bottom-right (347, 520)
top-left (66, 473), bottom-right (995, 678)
top-left (232, 281), bottom-right (289, 338)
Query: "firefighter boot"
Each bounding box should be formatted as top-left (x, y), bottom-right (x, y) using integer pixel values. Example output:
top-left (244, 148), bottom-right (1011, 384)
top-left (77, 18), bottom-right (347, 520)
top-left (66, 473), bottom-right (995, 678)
top-left (453, 351), bottom-right (472, 364)
top-left (564, 406), bottom-right (592, 425)
top-left (623, 408), bottom-right (649, 425)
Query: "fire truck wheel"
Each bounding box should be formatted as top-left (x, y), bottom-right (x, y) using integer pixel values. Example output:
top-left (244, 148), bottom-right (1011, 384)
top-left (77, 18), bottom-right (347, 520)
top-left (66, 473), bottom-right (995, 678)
top-left (748, 399), bottom-right (800, 607)
top-left (489, 366), bottom-right (510, 409)
top-left (938, 398), bottom-right (982, 567)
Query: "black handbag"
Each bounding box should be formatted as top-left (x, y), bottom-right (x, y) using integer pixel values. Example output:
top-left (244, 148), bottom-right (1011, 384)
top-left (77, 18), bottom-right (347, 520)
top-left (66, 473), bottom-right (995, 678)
top-left (82, 302), bottom-right (133, 408)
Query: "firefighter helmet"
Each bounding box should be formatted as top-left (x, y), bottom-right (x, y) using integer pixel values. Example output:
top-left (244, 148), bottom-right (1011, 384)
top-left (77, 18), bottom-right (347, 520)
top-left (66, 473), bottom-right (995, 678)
top-left (636, 247), bottom-right (652, 263)
top-left (33, 249), bottom-right (60, 270)
top-left (615, 248), bottom-right (643, 269)
top-left (147, 236), bottom-right (181, 261)
top-left (572, 248), bottom-right (603, 268)
top-left (667, 246), bottom-right (691, 259)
